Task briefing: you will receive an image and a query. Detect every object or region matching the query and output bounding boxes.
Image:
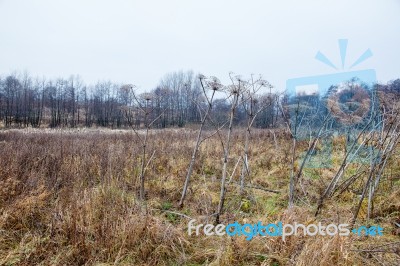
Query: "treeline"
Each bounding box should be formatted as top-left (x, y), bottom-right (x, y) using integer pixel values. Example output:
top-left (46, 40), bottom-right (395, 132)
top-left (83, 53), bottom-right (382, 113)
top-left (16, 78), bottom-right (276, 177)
top-left (1, 71), bottom-right (399, 129)
top-left (0, 71), bottom-right (281, 129)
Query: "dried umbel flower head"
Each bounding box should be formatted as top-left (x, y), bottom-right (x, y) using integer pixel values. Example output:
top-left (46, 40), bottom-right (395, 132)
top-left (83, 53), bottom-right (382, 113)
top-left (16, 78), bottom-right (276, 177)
top-left (226, 84), bottom-right (242, 95)
top-left (207, 76), bottom-right (224, 91)
top-left (198, 74), bottom-right (207, 81)
top-left (258, 79), bottom-right (273, 88)
top-left (121, 84), bottom-right (136, 93)
top-left (140, 92), bottom-right (154, 101)
top-left (234, 75), bottom-right (250, 87)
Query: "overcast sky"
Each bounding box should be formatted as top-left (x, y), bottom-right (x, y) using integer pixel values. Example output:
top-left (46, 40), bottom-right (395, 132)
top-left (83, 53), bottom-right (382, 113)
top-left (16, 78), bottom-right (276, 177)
top-left (0, 0), bottom-right (399, 90)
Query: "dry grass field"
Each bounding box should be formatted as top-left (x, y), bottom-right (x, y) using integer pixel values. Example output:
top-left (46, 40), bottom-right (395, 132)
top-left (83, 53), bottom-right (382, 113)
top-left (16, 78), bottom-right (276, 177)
top-left (0, 128), bottom-right (399, 265)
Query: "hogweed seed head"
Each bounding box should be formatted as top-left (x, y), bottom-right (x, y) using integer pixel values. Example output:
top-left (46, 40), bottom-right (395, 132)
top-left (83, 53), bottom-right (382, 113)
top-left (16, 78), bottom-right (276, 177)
top-left (140, 92), bottom-right (154, 101)
top-left (121, 84), bottom-right (136, 92)
top-left (258, 79), bottom-right (272, 88)
top-left (207, 76), bottom-right (224, 91)
top-left (226, 84), bottom-right (243, 95)
top-left (198, 74), bottom-right (207, 81)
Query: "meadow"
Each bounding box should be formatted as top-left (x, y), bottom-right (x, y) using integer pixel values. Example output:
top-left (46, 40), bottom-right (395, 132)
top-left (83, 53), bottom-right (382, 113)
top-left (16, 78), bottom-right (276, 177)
top-left (0, 128), bottom-right (398, 265)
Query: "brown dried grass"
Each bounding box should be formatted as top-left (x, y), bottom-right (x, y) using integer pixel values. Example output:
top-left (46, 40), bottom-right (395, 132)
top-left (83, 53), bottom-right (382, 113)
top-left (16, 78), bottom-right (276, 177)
top-left (0, 129), bottom-right (398, 265)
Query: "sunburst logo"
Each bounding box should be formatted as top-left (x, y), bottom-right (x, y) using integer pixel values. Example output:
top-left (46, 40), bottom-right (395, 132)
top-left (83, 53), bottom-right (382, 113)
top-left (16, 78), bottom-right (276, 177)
top-left (287, 39), bottom-right (376, 100)
top-left (314, 39), bottom-right (376, 125)
top-left (315, 39), bottom-right (373, 71)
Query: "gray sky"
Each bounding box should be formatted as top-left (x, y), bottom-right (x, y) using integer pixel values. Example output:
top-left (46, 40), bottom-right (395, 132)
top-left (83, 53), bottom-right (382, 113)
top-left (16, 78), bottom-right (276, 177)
top-left (0, 0), bottom-right (399, 90)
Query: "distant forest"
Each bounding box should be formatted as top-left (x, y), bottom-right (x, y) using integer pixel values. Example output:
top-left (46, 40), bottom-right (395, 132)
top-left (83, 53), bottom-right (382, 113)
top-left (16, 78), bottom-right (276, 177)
top-left (0, 70), bottom-right (399, 129)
